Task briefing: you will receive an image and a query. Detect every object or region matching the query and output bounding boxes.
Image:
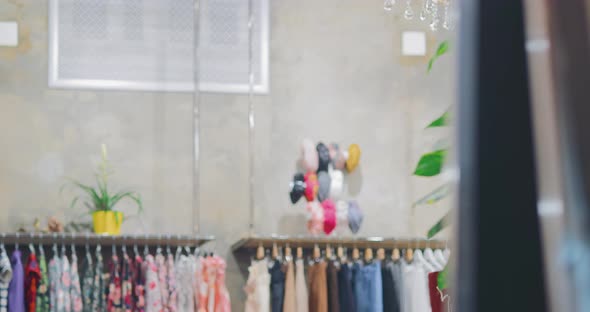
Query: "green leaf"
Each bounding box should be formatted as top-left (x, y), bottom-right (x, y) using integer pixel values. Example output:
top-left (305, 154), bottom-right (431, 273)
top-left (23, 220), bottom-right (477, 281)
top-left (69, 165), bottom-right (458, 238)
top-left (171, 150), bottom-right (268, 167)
top-left (436, 40), bottom-right (449, 57)
top-left (427, 211), bottom-right (451, 239)
top-left (427, 40), bottom-right (450, 73)
top-left (437, 266), bottom-right (449, 290)
top-left (426, 111), bottom-right (450, 128)
top-left (413, 183), bottom-right (451, 207)
top-left (414, 149), bottom-right (446, 176)
top-left (110, 191), bottom-right (143, 215)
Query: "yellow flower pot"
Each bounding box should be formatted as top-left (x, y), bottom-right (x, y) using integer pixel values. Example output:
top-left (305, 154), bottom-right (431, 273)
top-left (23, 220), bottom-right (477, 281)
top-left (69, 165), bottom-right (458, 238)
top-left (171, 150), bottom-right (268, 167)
top-left (92, 211), bottom-right (123, 235)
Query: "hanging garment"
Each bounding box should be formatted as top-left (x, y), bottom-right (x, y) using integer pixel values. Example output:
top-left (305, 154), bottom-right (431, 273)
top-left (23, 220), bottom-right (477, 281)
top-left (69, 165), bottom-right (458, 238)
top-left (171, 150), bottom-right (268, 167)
top-left (81, 252), bottom-right (94, 312)
top-left (388, 260), bottom-right (404, 311)
top-left (197, 256), bottom-right (209, 312)
top-left (326, 261), bottom-right (339, 312)
top-left (353, 261), bottom-right (382, 312)
top-left (175, 255), bottom-right (194, 312)
top-left (36, 252), bottom-right (49, 312)
top-left (282, 260), bottom-right (295, 312)
top-left (144, 255), bottom-right (163, 312)
top-left (25, 253), bottom-right (41, 312)
top-left (307, 261), bottom-right (327, 312)
top-left (402, 262), bottom-right (431, 312)
top-left (61, 253), bottom-right (72, 312)
top-left (92, 252), bottom-right (105, 312)
top-left (9, 250), bottom-right (25, 312)
top-left (166, 254), bottom-right (178, 312)
top-left (70, 253), bottom-right (83, 312)
top-left (121, 253), bottom-right (134, 312)
top-left (294, 259), bottom-right (308, 312)
top-left (336, 263), bottom-right (355, 312)
top-left (192, 256), bottom-right (202, 312)
top-left (244, 259), bottom-right (270, 312)
top-left (427, 272), bottom-right (441, 312)
top-left (156, 254), bottom-right (169, 312)
top-left (0, 250), bottom-right (13, 312)
top-left (48, 255), bottom-right (61, 312)
top-left (133, 255), bottom-right (145, 312)
top-left (107, 254), bottom-right (122, 312)
top-left (204, 256), bottom-right (216, 312)
top-left (212, 256), bottom-right (230, 312)
top-left (381, 262), bottom-right (400, 312)
top-left (269, 259), bottom-right (285, 312)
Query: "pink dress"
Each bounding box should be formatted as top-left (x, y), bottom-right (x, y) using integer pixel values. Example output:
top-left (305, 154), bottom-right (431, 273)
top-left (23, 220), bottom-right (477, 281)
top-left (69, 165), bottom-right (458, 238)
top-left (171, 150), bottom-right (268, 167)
top-left (144, 255), bottom-right (163, 312)
top-left (212, 257), bottom-right (230, 312)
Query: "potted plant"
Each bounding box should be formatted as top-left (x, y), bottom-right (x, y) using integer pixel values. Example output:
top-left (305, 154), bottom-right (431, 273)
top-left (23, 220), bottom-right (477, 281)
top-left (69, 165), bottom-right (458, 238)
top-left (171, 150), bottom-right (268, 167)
top-left (63, 144), bottom-right (143, 235)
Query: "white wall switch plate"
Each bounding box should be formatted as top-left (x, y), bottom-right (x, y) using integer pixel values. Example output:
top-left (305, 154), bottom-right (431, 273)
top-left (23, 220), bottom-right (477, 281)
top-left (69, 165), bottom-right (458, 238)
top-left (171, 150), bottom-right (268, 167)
top-left (401, 31), bottom-right (426, 56)
top-left (0, 22), bottom-right (18, 47)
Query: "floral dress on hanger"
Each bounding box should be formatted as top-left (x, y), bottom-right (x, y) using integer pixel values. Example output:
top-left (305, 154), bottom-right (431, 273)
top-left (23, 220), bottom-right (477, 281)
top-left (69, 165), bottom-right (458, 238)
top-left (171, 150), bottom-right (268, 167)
top-left (166, 254), bottom-right (177, 312)
top-left (212, 256), bottom-right (230, 312)
top-left (121, 253), bottom-right (134, 312)
top-left (36, 252), bottom-right (49, 312)
top-left (144, 255), bottom-right (162, 312)
top-left (133, 255), bottom-right (145, 312)
top-left (81, 251), bottom-right (94, 312)
top-left (107, 254), bottom-right (122, 312)
top-left (70, 253), bottom-right (83, 312)
top-left (155, 253), bottom-right (169, 312)
top-left (61, 253), bottom-right (72, 312)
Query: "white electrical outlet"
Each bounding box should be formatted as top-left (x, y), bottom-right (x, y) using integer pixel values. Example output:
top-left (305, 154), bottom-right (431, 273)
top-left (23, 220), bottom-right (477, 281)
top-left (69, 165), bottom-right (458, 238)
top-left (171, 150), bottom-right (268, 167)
top-left (0, 22), bottom-right (18, 47)
top-left (402, 31), bottom-right (426, 56)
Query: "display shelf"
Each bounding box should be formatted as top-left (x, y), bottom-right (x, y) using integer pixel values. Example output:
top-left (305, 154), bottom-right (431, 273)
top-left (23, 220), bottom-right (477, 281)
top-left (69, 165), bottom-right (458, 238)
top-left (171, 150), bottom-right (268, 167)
top-left (231, 234), bottom-right (447, 252)
top-left (0, 232), bottom-right (214, 247)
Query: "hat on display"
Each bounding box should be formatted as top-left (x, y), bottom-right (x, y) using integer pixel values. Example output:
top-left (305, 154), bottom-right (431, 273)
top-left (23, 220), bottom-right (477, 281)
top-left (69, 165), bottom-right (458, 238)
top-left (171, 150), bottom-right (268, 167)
top-left (345, 144), bottom-right (361, 173)
top-left (307, 201), bottom-right (324, 235)
top-left (316, 142), bottom-right (331, 173)
top-left (304, 172), bottom-right (319, 202)
top-left (329, 143), bottom-right (347, 170)
top-left (336, 200), bottom-right (349, 228)
top-left (321, 199), bottom-right (336, 235)
top-left (317, 171), bottom-right (331, 202)
top-left (329, 169), bottom-right (344, 199)
top-left (289, 173), bottom-right (306, 204)
top-left (301, 138), bottom-right (319, 172)
top-left (347, 200), bottom-right (363, 234)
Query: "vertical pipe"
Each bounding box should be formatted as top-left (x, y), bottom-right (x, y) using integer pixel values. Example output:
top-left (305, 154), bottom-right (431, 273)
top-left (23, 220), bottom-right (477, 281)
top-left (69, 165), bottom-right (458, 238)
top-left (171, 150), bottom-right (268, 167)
top-left (247, 0), bottom-right (256, 234)
top-left (192, 0), bottom-right (202, 235)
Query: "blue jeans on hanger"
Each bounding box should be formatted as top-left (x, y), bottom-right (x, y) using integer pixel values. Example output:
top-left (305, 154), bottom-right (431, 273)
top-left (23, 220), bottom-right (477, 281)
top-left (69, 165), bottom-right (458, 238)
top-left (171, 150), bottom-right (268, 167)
top-left (354, 261), bottom-right (383, 312)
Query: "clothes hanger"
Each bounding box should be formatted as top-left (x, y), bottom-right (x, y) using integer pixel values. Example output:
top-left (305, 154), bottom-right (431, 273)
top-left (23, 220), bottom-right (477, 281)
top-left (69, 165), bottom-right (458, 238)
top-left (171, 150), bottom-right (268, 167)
top-left (0, 233), bottom-right (5, 255)
top-left (336, 245), bottom-right (344, 262)
top-left (15, 232), bottom-right (20, 250)
top-left (296, 246), bottom-right (303, 260)
top-left (256, 243), bottom-right (265, 260)
top-left (271, 242), bottom-right (279, 261)
top-left (312, 244), bottom-right (321, 262)
top-left (352, 247), bottom-right (360, 261)
top-left (391, 247), bottom-right (401, 261)
top-left (414, 248), bottom-right (436, 272)
top-left (405, 248), bottom-right (414, 263)
top-left (28, 233), bottom-right (36, 255)
top-left (376, 248), bottom-right (386, 261)
top-left (434, 248), bottom-right (447, 267)
top-left (61, 233), bottom-right (66, 257)
top-left (284, 244), bottom-right (292, 262)
top-left (325, 244), bottom-right (333, 260)
top-left (424, 240), bottom-right (444, 270)
top-left (364, 247), bottom-right (374, 263)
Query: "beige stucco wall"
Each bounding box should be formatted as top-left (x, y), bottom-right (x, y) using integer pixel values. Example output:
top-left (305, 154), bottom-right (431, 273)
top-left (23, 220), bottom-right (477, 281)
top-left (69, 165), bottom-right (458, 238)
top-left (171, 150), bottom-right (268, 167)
top-left (0, 0), bottom-right (454, 310)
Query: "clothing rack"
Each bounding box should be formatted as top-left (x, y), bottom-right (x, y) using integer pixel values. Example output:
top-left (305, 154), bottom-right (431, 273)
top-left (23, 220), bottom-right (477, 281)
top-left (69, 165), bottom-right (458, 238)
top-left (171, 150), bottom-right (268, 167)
top-left (231, 234), bottom-right (447, 251)
top-left (0, 232), bottom-right (214, 247)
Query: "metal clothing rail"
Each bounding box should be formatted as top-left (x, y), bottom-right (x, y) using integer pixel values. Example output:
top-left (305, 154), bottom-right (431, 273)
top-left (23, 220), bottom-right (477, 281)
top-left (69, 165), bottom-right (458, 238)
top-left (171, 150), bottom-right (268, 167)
top-left (0, 232), bottom-right (214, 247)
top-left (231, 234), bottom-right (447, 251)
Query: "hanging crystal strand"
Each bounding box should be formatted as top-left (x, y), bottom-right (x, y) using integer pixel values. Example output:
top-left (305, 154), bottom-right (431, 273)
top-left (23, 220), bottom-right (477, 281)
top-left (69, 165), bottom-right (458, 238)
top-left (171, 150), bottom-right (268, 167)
top-left (429, 0), bottom-right (440, 31)
top-left (442, 0), bottom-right (452, 30)
top-left (384, 0), bottom-right (394, 11)
top-left (420, 0), bottom-right (432, 21)
top-left (404, 0), bottom-right (414, 20)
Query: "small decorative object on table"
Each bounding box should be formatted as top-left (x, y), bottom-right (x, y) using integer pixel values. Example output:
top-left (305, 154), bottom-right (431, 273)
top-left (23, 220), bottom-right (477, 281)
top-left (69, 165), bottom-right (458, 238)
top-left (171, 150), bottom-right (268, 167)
top-left (62, 144), bottom-right (143, 235)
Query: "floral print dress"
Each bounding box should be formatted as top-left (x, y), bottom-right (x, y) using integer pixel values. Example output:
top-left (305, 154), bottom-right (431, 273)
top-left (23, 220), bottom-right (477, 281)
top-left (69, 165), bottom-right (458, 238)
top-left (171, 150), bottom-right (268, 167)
top-left (92, 252), bottom-right (105, 312)
top-left (60, 253), bottom-right (72, 312)
top-left (144, 255), bottom-right (162, 312)
top-left (121, 253), bottom-right (134, 312)
top-left (165, 255), bottom-right (177, 312)
top-left (69, 254), bottom-right (83, 312)
top-left (133, 255), bottom-right (145, 312)
top-left (48, 255), bottom-right (61, 312)
top-left (155, 254), bottom-right (169, 312)
top-left (107, 255), bottom-right (123, 312)
top-left (36, 252), bottom-right (49, 312)
top-left (81, 252), bottom-right (94, 312)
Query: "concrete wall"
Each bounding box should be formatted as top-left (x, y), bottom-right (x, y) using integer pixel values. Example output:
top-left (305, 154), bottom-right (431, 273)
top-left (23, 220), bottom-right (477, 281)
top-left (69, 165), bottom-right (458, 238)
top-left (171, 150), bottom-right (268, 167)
top-left (0, 0), bottom-right (454, 310)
